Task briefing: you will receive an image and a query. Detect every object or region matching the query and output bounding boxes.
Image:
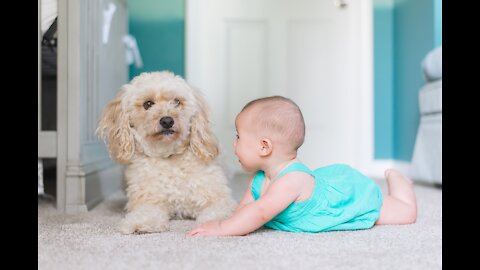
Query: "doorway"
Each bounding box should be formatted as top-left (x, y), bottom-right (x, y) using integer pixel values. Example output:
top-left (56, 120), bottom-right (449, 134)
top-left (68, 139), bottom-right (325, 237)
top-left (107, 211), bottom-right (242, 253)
top-left (186, 0), bottom-right (373, 175)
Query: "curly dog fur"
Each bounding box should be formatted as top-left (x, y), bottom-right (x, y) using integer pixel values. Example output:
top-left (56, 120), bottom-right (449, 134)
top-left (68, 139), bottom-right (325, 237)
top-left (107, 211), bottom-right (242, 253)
top-left (97, 71), bottom-right (237, 234)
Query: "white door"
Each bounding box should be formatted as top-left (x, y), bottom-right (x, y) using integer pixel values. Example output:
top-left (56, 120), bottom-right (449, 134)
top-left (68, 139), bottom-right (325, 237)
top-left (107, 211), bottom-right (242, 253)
top-left (186, 0), bottom-right (373, 175)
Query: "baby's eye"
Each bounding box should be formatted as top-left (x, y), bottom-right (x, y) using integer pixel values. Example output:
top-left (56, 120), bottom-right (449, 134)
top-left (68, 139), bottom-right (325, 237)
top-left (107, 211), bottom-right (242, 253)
top-left (143, 100), bottom-right (154, 110)
top-left (172, 98), bottom-right (181, 107)
top-left (235, 134), bottom-right (239, 139)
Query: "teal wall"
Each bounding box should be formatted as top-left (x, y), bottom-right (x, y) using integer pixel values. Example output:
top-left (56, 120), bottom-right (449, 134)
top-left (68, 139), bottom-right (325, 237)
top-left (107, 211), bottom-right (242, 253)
top-left (128, 0), bottom-right (185, 80)
top-left (392, 0), bottom-right (435, 161)
top-left (434, 0), bottom-right (442, 47)
top-left (374, 0), bottom-right (440, 161)
top-left (373, 0), bottom-right (395, 159)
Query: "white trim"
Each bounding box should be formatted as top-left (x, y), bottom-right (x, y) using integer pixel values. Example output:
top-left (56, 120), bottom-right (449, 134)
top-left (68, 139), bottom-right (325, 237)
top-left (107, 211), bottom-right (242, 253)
top-left (38, 131), bottom-right (57, 158)
top-left (364, 159), bottom-right (412, 179)
top-left (354, 0), bottom-right (374, 174)
top-left (185, 0), bottom-right (203, 85)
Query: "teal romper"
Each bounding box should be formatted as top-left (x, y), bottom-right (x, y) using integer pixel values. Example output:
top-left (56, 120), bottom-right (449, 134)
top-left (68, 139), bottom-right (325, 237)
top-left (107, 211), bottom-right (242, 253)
top-left (251, 163), bottom-right (383, 233)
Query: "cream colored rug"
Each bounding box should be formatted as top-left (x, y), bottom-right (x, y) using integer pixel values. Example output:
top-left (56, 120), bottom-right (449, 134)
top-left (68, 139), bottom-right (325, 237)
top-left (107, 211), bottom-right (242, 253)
top-left (38, 175), bottom-right (442, 270)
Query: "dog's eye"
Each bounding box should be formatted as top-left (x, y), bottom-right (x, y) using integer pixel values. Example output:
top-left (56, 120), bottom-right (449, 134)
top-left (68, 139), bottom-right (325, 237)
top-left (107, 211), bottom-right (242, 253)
top-left (143, 101), bottom-right (154, 110)
top-left (172, 98), bottom-right (181, 107)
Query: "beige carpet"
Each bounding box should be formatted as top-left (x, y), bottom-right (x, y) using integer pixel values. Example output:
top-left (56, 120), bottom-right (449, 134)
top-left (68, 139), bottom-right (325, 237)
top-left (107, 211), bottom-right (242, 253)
top-left (38, 174), bottom-right (442, 270)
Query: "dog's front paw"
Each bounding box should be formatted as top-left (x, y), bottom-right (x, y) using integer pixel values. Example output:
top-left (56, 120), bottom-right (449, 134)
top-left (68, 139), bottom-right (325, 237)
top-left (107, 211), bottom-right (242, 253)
top-left (119, 218), bottom-right (169, 234)
top-left (118, 205), bottom-right (170, 234)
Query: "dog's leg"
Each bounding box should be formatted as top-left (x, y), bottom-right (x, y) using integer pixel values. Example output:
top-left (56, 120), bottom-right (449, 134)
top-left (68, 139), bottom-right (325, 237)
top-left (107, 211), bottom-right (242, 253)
top-left (196, 198), bottom-right (237, 224)
top-left (119, 204), bottom-right (170, 234)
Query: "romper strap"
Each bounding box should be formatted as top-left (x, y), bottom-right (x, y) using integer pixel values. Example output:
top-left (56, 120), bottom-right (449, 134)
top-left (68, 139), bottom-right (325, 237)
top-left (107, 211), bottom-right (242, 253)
top-left (251, 170), bottom-right (265, 200)
top-left (275, 162), bottom-right (314, 179)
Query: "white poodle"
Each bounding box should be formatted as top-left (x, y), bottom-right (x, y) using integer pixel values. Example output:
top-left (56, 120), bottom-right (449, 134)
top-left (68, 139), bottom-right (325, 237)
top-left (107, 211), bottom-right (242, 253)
top-left (97, 71), bottom-right (237, 234)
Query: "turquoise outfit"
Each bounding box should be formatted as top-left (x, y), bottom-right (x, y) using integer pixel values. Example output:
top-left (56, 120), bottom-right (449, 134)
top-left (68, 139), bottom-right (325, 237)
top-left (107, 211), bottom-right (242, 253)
top-left (251, 163), bottom-right (383, 233)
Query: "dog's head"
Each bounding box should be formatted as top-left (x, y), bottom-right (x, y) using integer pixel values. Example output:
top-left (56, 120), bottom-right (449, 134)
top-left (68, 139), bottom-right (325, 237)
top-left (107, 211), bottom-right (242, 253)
top-left (96, 71), bottom-right (218, 164)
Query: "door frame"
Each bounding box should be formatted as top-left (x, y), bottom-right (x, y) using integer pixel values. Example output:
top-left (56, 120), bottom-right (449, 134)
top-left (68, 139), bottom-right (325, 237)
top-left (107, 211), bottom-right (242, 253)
top-left (185, 0), bottom-right (374, 174)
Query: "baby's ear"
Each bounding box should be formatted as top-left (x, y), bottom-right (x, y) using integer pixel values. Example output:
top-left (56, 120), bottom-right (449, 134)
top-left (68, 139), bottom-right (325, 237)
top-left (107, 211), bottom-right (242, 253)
top-left (96, 87), bottom-right (135, 164)
top-left (259, 138), bottom-right (273, 156)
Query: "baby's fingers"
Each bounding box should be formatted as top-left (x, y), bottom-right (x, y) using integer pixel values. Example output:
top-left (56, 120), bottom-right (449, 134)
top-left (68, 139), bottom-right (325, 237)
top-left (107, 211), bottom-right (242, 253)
top-left (186, 228), bottom-right (203, 236)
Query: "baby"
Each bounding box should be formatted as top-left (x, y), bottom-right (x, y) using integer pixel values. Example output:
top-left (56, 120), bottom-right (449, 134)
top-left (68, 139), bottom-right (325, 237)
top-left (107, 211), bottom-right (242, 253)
top-left (187, 96), bottom-right (417, 236)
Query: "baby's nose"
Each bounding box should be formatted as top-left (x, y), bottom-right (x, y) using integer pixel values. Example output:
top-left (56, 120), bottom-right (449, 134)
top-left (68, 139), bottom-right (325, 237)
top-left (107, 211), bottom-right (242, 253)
top-left (160, 116), bottom-right (174, 129)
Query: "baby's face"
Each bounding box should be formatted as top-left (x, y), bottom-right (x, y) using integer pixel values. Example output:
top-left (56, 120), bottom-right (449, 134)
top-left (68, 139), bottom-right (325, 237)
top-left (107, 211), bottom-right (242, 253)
top-left (233, 110), bottom-right (261, 172)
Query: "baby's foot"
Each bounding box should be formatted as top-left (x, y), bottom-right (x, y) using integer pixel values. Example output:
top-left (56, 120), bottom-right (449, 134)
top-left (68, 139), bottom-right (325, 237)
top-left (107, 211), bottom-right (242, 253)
top-left (384, 169), bottom-right (413, 185)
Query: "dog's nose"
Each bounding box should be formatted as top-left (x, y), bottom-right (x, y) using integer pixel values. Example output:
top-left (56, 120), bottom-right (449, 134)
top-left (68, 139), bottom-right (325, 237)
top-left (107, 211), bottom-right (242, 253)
top-left (160, 116), bottom-right (174, 129)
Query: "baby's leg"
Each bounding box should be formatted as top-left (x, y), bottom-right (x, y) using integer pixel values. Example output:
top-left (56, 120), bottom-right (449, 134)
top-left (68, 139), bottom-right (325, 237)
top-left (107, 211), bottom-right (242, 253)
top-left (375, 169), bottom-right (417, 225)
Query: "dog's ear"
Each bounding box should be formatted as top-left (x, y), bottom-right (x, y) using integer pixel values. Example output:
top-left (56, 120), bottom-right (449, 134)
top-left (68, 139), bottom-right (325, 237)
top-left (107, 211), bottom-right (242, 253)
top-left (96, 87), bottom-right (135, 164)
top-left (190, 89), bottom-right (219, 162)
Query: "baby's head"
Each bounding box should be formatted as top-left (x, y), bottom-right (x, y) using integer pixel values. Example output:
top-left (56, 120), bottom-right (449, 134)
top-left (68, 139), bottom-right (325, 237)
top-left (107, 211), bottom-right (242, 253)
top-left (236, 96), bottom-right (305, 153)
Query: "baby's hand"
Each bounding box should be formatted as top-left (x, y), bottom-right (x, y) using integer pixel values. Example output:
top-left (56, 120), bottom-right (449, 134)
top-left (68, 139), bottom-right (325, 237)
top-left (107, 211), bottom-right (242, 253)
top-left (186, 220), bottom-right (224, 237)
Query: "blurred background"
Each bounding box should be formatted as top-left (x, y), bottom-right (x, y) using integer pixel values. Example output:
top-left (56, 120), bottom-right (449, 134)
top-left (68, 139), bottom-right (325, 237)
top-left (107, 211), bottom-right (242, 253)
top-left (128, 0), bottom-right (441, 178)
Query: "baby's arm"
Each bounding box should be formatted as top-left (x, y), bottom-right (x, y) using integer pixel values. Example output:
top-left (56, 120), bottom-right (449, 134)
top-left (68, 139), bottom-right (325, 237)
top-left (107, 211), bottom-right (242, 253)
top-left (234, 176), bottom-right (255, 214)
top-left (187, 173), bottom-right (304, 236)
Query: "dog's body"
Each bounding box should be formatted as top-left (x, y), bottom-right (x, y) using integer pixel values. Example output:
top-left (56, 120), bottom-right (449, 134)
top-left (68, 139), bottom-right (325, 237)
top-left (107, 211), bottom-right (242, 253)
top-left (97, 71), bottom-right (237, 234)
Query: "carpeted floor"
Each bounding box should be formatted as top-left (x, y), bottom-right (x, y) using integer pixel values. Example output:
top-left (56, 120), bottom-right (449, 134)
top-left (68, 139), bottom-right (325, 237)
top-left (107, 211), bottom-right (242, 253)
top-left (38, 174), bottom-right (442, 270)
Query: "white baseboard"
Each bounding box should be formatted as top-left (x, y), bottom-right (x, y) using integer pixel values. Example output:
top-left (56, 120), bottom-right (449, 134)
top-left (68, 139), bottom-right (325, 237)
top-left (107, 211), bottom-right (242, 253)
top-left (364, 159), bottom-right (412, 179)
